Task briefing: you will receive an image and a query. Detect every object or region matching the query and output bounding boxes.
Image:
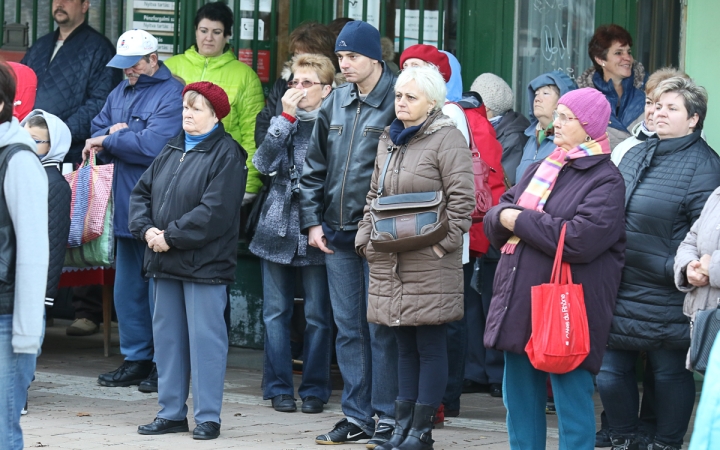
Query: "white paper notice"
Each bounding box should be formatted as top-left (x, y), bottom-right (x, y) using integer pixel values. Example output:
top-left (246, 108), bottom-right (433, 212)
top-left (240, 18), bottom-right (265, 40)
top-left (394, 9), bottom-right (441, 51)
top-left (240, 0), bottom-right (271, 13)
top-left (347, 0), bottom-right (380, 29)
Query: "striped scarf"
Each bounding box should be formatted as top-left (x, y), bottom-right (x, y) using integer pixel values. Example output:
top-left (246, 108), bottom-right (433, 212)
top-left (501, 134), bottom-right (611, 254)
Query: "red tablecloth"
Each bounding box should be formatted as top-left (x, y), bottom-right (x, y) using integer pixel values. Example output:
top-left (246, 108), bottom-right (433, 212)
top-left (59, 268), bottom-right (115, 287)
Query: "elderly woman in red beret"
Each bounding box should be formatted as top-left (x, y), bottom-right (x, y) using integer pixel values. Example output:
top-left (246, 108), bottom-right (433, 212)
top-left (129, 82), bottom-right (247, 441)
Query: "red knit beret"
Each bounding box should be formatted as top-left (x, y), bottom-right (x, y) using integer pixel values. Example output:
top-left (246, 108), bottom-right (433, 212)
top-left (182, 82), bottom-right (231, 120)
top-left (399, 44), bottom-right (451, 83)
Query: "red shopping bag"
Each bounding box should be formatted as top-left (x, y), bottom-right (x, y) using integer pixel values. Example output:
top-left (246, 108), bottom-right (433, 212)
top-left (524, 224), bottom-right (590, 374)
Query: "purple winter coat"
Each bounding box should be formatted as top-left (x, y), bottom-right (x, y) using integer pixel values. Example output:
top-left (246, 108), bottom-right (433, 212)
top-left (483, 153), bottom-right (626, 374)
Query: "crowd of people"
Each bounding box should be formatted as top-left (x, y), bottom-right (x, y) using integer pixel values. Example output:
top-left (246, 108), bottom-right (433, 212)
top-left (1, 0), bottom-right (720, 449)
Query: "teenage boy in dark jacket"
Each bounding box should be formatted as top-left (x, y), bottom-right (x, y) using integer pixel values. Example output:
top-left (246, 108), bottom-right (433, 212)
top-left (84, 29), bottom-right (183, 394)
top-left (299, 21), bottom-right (398, 447)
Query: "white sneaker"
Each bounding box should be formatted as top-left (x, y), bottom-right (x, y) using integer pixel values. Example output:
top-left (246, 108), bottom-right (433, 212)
top-left (21, 401), bottom-right (27, 415)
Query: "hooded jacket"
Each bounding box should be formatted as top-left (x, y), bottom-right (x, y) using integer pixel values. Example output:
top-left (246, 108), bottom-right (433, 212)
top-left (0, 118), bottom-right (48, 355)
top-left (443, 51), bottom-right (463, 102)
top-left (610, 131), bottom-right (720, 350)
top-left (494, 111), bottom-right (530, 186)
top-left (91, 63), bottom-right (184, 239)
top-left (515, 71), bottom-right (577, 181)
top-left (21, 22), bottom-right (122, 165)
top-left (21, 110), bottom-right (71, 304)
top-left (8, 62), bottom-right (37, 121)
top-left (165, 45), bottom-right (265, 193)
top-left (128, 123), bottom-right (247, 284)
top-left (610, 121), bottom-right (655, 166)
top-left (300, 63), bottom-right (398, 234)
top-left (356, 113), bottom-right (474, 327)
top-left (578, 62), bottom-right (647, 149)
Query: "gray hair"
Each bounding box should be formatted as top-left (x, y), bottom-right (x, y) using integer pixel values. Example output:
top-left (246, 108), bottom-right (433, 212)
top-left (652, 76), bottom-right (708, 131)
top-left (396, 66), bottom-right (447, 111)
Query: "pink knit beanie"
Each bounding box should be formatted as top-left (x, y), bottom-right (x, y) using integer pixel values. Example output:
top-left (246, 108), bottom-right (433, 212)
top-left (557, 87), bottom-right (611, 141)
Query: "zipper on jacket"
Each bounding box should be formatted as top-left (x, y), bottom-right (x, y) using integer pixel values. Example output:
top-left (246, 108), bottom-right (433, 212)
top-left (157, 150), bottom-right (188, 217)
top-left (363, 126), bottom-right (384, 136)
top-left (392, 144), bottom-right (410, 194)
top-left (201, 58), bottom-right (209, 80)
top-left (329, 125), bottom-right (343, 135)
top-left (338, 103), bottom-right (362, 229)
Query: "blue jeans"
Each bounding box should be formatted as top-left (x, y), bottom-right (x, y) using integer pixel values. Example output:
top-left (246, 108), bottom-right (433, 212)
top-left (115, 237), bottom-right (154, 362)
top-left (153, 279), bottom-right (228, 424)
top-left (325, 245), bottom-right (398, 434)
top-left (0, 314), bottom-right (38, 450)
top-left (504, 351), bottom-right (595, 450)
top-left (396, 325), bottom-right (448, 409)
top-left (597, 347), bottom-right (695, 447)
top-left (261, 260), bottom-right (332, 402)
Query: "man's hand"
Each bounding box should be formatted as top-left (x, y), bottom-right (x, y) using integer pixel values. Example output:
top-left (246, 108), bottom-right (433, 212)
top-left (148, 232), bottom-right (170, 253)
top-left (109, 123), bottom-right (129, 134)
top-left (499, 209), bottom-right (521, 232)
top-left (82, 135), bottom-right (108, 161)
top-left (687, 260), bottom-right (709, 287)
top-left (281, 88), bottom-right (305, 117)
top-left (145, 227), bottom-right (163, 243)
top-left (307, 225), bottom-right (333, 254)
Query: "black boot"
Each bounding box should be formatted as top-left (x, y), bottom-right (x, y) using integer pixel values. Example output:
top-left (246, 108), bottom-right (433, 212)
top-left (395, 403), bottom-right (435, 450)
top-left (375, 400), bottom-right (414, 450)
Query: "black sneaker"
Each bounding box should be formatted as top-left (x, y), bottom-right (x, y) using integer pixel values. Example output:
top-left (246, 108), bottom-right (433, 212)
top-left (366, 422), bottom-right (394, 449)
top-left (98, 360), bottom-right (153, 387)
top-left (315, 418), bottom-right (371, 445)
top-left (596, 428), bottom-right (612, 447)
top-left (138, 364), bottom-right (158, 393)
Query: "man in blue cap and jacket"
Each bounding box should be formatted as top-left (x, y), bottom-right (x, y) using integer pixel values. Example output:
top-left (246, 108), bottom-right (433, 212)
top-left (83, 29), bottom-right (184, 394)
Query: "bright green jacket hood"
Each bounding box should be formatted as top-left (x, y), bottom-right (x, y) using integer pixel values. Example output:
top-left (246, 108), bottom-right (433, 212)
top-left (165, 46), bottom-right (265, 193)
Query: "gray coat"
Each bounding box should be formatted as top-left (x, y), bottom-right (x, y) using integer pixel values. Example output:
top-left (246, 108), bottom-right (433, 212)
top-left (675, 187), bottom-right (720, 320)
top-left (250, 115), bottom-right (324, 266)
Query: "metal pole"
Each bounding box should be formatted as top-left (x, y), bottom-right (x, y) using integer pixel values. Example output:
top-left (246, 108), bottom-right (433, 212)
top-left (269, 0), bottom-right (277, 81)
top-left (399, 0), bottom-right (406, 54)
top-left (99, 0), bottom-right (106, 36)
top-left (32, 0), bottom-right (39, 44)
top-left (418, 0), bottom-right (424, 44)
top-left (362, 0), bottom-right (368, 22)
top-left (437, 0), bottom-right (444, 49)
top-left (343, 0), bottom-right (349, 17)
top-left (252, 0), bottom-right (259, 70)
top-left (118, 0), bottom-right (124, 37)
top-left (174, 0), bottom-right (181, 53)
top-left (233, 0), bottom-right (240, 55)
top-left (379, 0), bottom-right (387, 36)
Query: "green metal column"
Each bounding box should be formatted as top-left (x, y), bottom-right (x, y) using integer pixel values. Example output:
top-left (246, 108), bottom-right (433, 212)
top-left (289, 0), bottom-right (334, 29)
top-left (595, 0), bottom-right (638, 39)
top-left (456, 0), bottom-right (514, 90)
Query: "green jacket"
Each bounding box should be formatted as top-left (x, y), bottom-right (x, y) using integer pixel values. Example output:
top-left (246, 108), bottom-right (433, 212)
top-left (165, 46), bottom-right (265, 193)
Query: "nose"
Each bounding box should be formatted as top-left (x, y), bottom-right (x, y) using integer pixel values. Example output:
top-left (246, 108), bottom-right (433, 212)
top-left (339, 58), bottom-right (349, 69)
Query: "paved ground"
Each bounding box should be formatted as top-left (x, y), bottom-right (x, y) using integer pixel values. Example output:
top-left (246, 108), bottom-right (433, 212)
top-left (20, 320), bottom-right (698, 449)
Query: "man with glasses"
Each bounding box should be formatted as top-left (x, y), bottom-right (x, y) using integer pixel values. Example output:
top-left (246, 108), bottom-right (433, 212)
top-left (300, 21), bottom-right (399, 447)
top-left (21, 0), bottom-right (121, 338)
top-left (84, 29), bottom-right (183, 394)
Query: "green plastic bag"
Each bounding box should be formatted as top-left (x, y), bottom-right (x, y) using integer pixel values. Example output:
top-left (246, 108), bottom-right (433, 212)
top-left (64, 197), bottom-right (115, 268)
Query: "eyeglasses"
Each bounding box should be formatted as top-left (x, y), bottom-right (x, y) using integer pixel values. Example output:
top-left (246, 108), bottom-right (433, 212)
top-left (33, 139), bottom-right (50, 144)
top-left (552, 111), bottom-right (580, 125)
top-left (287, 80), bottom-right (324, 89)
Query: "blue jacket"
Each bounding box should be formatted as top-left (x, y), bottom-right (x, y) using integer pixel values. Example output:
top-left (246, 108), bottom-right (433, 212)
top-left (590, 63), bottom-right (646, 133)
top-left (515, 71), bottom-right (577, 181)
top-left (21, 22), bottom-right (122, 164)
top-left (91, 63), bottom-right (184, 239)
top-left (442, 51), bottom-right (463, 102)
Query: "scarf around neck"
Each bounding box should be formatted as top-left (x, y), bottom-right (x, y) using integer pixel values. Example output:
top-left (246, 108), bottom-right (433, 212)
top-left (296, 107), bottom-right (320, 122)
top-left (501, 133), bottom-right (612, 254)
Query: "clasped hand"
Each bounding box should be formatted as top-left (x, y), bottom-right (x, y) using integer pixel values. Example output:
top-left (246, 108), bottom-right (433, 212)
top-left (145, 227), bottom-right (170, 253)
top-left (687, 254), bottom-right (712, 287)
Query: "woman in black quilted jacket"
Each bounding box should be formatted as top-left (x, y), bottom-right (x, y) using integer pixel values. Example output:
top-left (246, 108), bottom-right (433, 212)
top-left (597, 77), bottom-right (720, 450)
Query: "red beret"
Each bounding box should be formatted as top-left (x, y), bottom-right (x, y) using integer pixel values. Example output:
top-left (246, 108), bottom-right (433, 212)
top-left (182, 82), bottom-right (231, 121)
top-left (399, 45), bottom-right (451, 83)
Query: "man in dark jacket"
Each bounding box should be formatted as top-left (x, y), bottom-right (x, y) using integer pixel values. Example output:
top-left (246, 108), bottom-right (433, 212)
top-left (299, 21), bottom-right (398, 447)
top-left (84, 29), bottom-right (183, 394)
top-left (21, 0), bottom-right (121, 165)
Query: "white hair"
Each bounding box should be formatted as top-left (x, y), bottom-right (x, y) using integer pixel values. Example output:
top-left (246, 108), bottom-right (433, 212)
top-left (395, 66), bottom-right (447, 111)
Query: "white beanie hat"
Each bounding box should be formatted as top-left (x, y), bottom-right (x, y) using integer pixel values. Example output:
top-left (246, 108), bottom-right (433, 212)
top-left (470, 73), bottom-right (514, 115)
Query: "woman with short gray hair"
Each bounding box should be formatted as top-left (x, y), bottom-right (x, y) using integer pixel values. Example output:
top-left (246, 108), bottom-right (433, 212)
top-left (598, 77), bottom-right (720, 450)
top-left (356, 65), bottom-right (474, 450)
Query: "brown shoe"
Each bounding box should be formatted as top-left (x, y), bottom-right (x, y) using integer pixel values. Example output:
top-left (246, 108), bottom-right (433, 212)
top-left (66, 318), bottom-right (99, 336)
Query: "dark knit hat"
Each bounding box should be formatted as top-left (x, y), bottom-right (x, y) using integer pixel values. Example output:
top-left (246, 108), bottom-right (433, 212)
top-left (335, 21), bottom-right (382, 61)
top-left (182, 82), bottom-right (231, 120)
top-left (557, 87), bottom-right (611, 141)
top-left (399, 45), bottom-right (451, 83)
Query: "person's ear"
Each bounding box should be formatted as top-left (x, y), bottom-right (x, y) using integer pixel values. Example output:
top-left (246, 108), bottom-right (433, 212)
top-left (150, 53), bottom-right (159, 67)
top-left (688, 113), bottom-right (699, 129)
top-left (321, 85), bottom-right (332, 99)
top-left (81, 0), bottom-right (90, 14)
top-left (594, 56), bottom-right (606, 68)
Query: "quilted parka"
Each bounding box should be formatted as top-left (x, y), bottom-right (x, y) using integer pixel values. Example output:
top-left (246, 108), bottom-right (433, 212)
top-left (611, 130), bottom-right (720, 350)
top-left (164, 45), bottom-right (265, 193)
top-left (21, 22), bottom-right (122, 164)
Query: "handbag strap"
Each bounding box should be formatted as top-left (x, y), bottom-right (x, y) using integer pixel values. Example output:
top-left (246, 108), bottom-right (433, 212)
top-left (550, 223), bottom-right (568, 284)
top-left (376, 145), bottom-right (395, 198)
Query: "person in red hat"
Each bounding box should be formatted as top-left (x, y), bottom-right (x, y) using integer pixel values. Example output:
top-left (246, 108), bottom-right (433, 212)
top-left (129, 81), bottom-right (247, 441)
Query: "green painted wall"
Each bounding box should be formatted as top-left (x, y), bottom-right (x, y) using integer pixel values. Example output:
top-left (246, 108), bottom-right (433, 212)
top-left (595, 0), bottom-right (637, 38)
top-left (685, 0), bottom-right (720, 151)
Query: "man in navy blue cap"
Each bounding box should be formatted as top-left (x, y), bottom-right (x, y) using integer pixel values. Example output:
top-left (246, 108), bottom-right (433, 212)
top-left (300, 20), bottom-right (399, 447)
top-left (85, 29), bottom-right (184, 394)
